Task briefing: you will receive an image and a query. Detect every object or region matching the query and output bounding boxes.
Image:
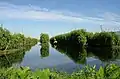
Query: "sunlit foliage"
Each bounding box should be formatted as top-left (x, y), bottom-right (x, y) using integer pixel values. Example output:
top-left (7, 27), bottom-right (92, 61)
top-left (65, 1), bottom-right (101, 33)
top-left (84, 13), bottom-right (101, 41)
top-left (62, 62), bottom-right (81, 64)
top-left (0, 26), bottom-right (38, 51)
top-left (0, 64), bottom-right (120, 79)
top-left (50, 29), bottom-right (120, 47)
top-left (40, 33), bottom-right (49, 43)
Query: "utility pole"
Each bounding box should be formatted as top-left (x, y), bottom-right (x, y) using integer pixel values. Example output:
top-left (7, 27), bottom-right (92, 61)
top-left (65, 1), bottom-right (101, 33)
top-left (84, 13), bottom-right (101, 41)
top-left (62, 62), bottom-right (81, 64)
top-left (1, 24), bottom-right (3, 27)
top-left (100, 25), bottom-right (103, 32)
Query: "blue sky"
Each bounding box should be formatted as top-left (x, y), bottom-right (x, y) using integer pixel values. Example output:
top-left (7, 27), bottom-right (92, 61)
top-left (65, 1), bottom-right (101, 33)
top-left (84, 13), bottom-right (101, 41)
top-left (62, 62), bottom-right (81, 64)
top-left (0, 0), bottom-right (120, 38)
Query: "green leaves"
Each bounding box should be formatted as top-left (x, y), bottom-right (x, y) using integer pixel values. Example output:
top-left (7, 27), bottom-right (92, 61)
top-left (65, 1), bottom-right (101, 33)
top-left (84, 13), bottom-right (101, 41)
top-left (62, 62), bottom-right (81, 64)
top-left (40, 33), bottom-right (49, 43)
top-left (1, 64), bottom-right (120, 79)
top-left (40, 33), bottom-right (49, 58)
top-left (0, 26), bottom-right (38, 51)
top-left (96, 67), bottom-right (104, 79)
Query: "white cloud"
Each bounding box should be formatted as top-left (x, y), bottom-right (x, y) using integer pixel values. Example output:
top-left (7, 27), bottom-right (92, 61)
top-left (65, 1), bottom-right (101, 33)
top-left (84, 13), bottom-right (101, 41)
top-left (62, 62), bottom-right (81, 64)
top-left (0, 2), bottom-right (120, 28)
top-left (0, 2), bottom-right (83, 22)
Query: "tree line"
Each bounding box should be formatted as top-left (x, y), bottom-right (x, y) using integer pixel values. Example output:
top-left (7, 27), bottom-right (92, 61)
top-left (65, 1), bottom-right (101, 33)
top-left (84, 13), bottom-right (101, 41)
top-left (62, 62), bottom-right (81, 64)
top-left (0, 27), bottom-right (38, 51)
top-left (50, 29), bottom-right (120, 47)
top-left (40, 33), bottom-right (49, 58)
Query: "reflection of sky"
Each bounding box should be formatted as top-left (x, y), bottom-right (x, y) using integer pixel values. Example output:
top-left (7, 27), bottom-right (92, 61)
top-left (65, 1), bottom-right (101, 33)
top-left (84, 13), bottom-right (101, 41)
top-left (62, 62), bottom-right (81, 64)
top-left (0, 0), bottom-right (120, 38)
top-left (18, 44), bottom-right (120, 72)
top-left (20, 44), bottom-right (73, 69)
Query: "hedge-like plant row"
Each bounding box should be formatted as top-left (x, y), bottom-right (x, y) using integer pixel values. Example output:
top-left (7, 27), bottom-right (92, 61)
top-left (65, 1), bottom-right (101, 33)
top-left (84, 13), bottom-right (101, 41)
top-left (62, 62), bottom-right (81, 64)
top-left (50, 29), bottom-right (120, 47)
top-left (0, 27), bottom-right (38, 51)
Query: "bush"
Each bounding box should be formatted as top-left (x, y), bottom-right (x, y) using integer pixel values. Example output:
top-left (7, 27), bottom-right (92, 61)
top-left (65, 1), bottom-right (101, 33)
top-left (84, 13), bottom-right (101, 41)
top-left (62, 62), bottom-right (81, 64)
top-left (40, 33), bottom-right (49, 43)
top-left (50, 29), bottom-right (87, 47)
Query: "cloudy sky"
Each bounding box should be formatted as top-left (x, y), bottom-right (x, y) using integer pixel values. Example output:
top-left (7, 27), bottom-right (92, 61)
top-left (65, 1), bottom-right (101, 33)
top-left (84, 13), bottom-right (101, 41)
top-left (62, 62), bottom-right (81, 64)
top-left (0, 0), bottom-right (120, 38)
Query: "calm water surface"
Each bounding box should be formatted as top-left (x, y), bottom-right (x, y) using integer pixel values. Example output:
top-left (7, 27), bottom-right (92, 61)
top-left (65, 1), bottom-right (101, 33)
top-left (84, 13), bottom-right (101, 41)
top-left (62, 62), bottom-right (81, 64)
top-left (1, 43), bottom-right (120, 73)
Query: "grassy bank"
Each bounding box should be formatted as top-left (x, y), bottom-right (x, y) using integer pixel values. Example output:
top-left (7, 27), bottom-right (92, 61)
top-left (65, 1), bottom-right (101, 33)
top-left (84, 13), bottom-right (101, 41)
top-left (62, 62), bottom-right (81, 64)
top-left (0, 64), bottom-right (120, 79)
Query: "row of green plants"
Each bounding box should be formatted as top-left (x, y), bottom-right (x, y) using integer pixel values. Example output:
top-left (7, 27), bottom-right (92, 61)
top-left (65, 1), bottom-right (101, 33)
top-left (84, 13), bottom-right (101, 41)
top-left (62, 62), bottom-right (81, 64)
top-left (0, 64), bottom-right (120, 79)
top-left (50, 29), bottom-right (120, 47)
top-left (40, 33), bottom-right (49, 43)
top-left (0, 27), bottom-right (38, 51)
top-left (40, 33), bottom-right (49, 58)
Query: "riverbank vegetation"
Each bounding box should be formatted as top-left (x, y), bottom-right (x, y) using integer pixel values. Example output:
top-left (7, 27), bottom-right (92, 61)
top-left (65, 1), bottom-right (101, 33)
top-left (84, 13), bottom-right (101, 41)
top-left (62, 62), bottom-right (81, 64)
top-left (40, 33), bottom-right (49, 43)
top-left (50, 29), bottom-right (120, 64)
top-left (0, 27), bottom-right (38, 51)
top-left (50, 29), bottom-right (120, 47)
top-left (40, 33), bottom-right (49, 58)
top-left (1, 64), bottom-right (120, 79)
top-left (1, 27), bottom-right (120, 79)
top-left (0, 26), bottom-right (38, 68)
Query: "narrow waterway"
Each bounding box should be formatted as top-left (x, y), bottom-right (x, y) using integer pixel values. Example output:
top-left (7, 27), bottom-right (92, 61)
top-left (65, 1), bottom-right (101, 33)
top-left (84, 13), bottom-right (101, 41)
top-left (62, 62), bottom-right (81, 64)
top-left (1, 43), bottom-right (120, 73)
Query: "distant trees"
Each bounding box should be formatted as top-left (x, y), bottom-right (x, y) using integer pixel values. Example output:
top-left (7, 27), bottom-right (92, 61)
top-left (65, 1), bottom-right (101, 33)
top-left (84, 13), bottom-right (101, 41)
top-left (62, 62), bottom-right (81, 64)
top-left (87, 32), bottom-right (120, 47)
top-left (50, 29), bottom-right (87, 47)
top-left (50, 29), bottom-right (120, 47)
top-left (40, 33), bottom-right (49, 43)
top-left (50, 30), bottom-right (120, 63)
top-left (40, 33), bottom-right (49, 58)
top-left (0, 26), bottom-right (38, 51)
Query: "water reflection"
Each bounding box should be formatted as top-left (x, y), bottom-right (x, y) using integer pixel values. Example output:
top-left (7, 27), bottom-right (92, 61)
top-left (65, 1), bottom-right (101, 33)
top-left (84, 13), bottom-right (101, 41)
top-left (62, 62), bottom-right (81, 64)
top-left (40, 43), bottom-right (49, 58)
top-left (0, 46), bottom-right (32, 68)
top-left (87, 46), bottom-right (120, 61)
top-left (53, 45), bottom-right (87, 64)
top-left (51, 43), bottom-right (120, 64)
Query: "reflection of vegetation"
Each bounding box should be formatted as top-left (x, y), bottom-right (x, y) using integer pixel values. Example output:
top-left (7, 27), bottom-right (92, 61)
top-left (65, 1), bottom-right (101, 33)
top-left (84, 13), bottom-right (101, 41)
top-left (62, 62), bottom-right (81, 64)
top-left (0, 26), bottom-right (38, 68)
top-left (50, 29), bottom-right (120, 64)
top-left (40, 33), bottom-right (49, 58)
top-left (40, 43), bottom-right (49, 58)
top-left (1, 64), bottom-right (120, 79)
top-left (52, 44), bottom-right (87, 64)
top-left (87, 46), bottom-right (120, 61)
top-left (51, 42), bottom-right (120, 63)
top-left (0, 45), bottom-right (32, 68)
top-left (0, 50), bottom-right (25, 68)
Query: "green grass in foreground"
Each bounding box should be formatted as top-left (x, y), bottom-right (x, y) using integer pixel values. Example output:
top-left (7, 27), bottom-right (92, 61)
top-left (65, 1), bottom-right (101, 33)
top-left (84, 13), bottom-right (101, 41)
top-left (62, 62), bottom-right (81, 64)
top-left (1, 64), bottom-right (120, 79)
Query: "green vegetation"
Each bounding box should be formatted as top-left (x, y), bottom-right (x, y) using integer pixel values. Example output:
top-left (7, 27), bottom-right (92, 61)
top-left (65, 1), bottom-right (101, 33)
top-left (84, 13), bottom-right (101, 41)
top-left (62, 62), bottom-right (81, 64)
top-left (40, 43), bottom-right (49, 58)
top-left (53, 45), bottom-right (87, 64)
top-left (0, 27), bottom-right (38, 51)
top-left (52, 43), bottom-right (120, 64)
top-left (50, 29), bottom-right (120, 63)
top-left (0, 46), bottom-right (32, 68)
top-left (0, 26), bottom-right (38, 68)
top-left (87, 32), bottom-right (120, 46)
top-left (50, 29), bottom-right (120, 47)
top-left (1, 27), bottom-right (120, 79)
top-left (1, 64), bottom-right (120, 79)
top-left (40, 33), bottom-right (49, 43)
top-left (50, 29), bottom-right (87, 47)
top-left (40, 33), bottom-right (49, 58)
